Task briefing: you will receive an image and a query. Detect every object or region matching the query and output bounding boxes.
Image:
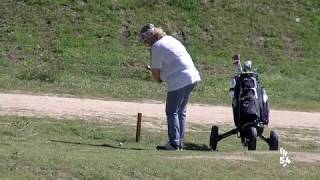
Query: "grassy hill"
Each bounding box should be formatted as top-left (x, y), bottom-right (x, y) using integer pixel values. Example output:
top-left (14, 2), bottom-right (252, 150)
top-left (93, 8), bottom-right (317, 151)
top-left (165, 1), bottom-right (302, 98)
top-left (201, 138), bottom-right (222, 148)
top-left (0, 0), bottom-right (319, 111)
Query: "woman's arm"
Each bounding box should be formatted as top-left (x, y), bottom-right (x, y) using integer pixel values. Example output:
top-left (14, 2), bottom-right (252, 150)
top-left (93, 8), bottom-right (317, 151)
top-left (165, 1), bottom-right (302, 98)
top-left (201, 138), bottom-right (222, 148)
top-left (151, 69), bottom-right (162, 83)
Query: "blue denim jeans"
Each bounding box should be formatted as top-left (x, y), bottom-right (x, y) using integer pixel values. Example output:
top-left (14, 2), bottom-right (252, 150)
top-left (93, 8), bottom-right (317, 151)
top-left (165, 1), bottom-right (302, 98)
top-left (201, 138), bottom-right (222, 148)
top-left (165, 82), bottom-right (197, 147)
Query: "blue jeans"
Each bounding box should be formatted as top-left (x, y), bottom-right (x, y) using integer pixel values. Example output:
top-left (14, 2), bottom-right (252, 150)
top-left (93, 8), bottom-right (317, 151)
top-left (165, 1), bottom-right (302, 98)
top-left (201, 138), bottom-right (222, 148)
top-left (165, 82), bottom-right (197, 147)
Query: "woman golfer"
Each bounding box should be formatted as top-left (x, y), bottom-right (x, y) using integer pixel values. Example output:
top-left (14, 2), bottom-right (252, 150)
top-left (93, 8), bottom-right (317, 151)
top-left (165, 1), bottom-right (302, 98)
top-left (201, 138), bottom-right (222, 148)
top-left (140, 24), bottom-right (201, 150)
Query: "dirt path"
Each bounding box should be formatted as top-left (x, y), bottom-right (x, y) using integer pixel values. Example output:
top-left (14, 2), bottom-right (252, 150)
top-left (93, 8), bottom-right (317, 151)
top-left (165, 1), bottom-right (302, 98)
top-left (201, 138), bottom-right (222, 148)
top-left (0, 93), bottom-right (320, 129)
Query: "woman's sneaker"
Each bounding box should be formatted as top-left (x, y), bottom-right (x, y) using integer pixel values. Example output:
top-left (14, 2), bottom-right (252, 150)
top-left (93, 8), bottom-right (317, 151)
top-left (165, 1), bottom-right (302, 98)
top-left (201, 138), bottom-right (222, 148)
top-left (179, 141), bottom-right (184, 151)
top-left (156, 142), bottom-right (179, 151)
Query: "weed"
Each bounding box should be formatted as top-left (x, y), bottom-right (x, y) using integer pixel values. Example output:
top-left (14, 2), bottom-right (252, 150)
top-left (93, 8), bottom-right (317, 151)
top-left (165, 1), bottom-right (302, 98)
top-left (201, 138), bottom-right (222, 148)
top-left (11, 117), bottom-right (33, 137)
top-left (16, 46), bottom-right (61, 83)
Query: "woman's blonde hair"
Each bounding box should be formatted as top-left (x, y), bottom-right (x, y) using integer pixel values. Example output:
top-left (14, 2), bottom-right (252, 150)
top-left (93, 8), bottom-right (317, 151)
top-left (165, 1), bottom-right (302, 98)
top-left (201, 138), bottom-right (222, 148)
top-left (150, 27), bottom-right (166, 40)
top-left (140, 24), bottom-right (166, 46)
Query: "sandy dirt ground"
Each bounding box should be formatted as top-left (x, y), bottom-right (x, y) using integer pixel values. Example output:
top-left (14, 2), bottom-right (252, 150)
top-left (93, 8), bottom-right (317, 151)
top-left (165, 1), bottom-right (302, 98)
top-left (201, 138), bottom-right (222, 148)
top-left (0, 93), bottom-right (319, 129)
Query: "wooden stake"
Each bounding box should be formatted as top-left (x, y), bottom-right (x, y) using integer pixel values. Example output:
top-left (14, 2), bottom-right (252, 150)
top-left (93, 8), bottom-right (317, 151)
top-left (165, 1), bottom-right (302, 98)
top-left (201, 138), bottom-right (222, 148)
top-left (136, 112), bottom-right (142, 142)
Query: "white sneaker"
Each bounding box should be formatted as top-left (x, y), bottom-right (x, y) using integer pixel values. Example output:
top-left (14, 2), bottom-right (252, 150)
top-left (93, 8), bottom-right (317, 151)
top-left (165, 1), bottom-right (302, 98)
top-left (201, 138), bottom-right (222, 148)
top-left (179, 141), bottom-right (184, 151)
top-left (156, 142), bottom-right (179, 151)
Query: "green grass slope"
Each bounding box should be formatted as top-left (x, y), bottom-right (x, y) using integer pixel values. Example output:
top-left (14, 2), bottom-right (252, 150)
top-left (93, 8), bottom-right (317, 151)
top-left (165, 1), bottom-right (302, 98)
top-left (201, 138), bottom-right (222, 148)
top-left (0, 0), bottom-right (319, 111)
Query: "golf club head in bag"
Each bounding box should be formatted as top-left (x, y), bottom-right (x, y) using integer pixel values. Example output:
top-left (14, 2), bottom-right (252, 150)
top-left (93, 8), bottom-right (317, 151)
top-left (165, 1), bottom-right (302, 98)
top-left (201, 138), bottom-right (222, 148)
top-left (232, 54), bottom-right (242, 72)
top-left (243, 60), bottom-right (253, 72)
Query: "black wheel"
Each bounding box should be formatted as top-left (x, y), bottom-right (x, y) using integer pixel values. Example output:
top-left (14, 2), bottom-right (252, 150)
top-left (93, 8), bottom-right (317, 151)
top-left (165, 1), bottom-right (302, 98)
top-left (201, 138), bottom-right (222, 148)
top-left (210, 126), bottom-right (219, 150)
top-left (247, 126), bottom-right (257, 150)
top-left (269, 130), bottom-right (279, 151)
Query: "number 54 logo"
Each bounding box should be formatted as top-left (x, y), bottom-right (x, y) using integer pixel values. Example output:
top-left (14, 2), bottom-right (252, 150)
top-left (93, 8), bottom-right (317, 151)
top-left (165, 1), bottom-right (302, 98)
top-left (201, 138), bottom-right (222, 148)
top-left (280, 147), bottom-right (291, 167)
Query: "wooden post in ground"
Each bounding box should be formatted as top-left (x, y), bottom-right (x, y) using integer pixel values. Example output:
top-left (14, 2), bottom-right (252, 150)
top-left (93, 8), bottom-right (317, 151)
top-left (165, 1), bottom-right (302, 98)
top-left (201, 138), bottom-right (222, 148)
top-left (136, 113), bottom-right (142, 142)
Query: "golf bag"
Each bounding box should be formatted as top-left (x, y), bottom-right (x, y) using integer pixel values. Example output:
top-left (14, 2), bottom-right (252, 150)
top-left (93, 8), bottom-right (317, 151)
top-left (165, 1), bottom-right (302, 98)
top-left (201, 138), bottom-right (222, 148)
top-left (230, 71), bottom-right (270, 128)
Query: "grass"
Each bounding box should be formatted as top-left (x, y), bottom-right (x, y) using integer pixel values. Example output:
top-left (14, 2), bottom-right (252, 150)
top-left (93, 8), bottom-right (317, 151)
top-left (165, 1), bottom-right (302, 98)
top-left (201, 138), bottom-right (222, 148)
top-left (0, 116), bottom-right (319, 179)
top-left (0, 0), bottom-right (319, 111)
top-left (1, 1), bottom-right (319, 178)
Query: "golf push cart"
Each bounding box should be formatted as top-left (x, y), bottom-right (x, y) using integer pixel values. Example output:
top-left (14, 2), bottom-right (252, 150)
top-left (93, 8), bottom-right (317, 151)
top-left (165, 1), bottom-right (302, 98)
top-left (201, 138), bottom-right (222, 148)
top-left (209, 54), bottom-right (279, 151)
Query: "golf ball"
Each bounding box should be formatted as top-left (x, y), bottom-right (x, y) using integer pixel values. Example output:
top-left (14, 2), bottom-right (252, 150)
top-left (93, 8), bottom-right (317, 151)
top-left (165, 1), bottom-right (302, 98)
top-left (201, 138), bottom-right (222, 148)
top-left (119, 142), bottom-right (123, 147)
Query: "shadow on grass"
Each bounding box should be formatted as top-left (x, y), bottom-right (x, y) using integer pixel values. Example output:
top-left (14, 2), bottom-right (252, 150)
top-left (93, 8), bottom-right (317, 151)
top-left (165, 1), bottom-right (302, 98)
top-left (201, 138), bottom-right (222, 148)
top-left (50, 140), bottom-right (143, 151)
top-left (184, 142), bottom-right (211, 151)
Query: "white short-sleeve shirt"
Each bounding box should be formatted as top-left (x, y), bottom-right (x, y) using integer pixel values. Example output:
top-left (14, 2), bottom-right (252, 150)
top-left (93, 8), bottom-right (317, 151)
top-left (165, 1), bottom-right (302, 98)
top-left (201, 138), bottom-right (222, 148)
top-left (151, 36), bottom-right (201, 91)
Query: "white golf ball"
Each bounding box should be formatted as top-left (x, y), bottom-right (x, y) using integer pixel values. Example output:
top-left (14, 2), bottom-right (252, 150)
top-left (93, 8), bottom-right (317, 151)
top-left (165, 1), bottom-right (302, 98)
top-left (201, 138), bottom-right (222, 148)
top-left (295, 17), bottom-right (300, 22)
top-left (119, 142), bottom-right (123, 147)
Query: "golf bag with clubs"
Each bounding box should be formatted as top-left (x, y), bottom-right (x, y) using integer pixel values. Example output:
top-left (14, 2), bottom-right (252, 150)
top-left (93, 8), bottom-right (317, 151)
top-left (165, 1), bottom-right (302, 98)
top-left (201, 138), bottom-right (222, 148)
top-left (209, 54), bottom-right (279, 151)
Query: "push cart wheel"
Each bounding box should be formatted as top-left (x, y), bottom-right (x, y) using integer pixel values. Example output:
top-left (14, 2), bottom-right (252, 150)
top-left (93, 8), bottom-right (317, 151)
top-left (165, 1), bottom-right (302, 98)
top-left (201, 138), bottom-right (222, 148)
top-left (269, 130), bottom-right (279, 151)
top-left (247, 126), bottom-right (257, 150)
top-left (210, 126), bottom-right (219, 150)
